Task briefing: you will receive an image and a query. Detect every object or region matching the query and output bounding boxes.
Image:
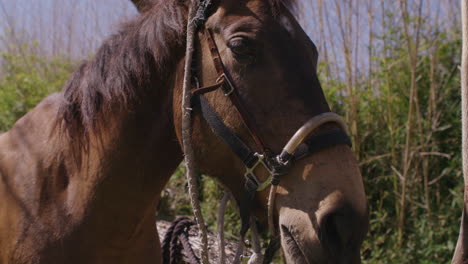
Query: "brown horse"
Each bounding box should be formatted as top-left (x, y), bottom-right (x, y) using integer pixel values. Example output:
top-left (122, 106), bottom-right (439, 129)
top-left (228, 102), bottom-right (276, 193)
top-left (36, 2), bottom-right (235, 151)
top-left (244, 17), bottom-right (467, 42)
top-left (0, 0), bottom-right (368, 263)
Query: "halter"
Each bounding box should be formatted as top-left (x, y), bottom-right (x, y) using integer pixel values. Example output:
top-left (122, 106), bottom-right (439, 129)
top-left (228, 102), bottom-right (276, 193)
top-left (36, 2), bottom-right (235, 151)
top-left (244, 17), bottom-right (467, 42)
top-left (181, 1), bottom-right (351, 263)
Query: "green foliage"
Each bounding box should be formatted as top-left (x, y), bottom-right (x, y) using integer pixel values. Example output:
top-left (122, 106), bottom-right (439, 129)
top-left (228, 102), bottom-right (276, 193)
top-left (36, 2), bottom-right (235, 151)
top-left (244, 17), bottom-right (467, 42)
top-left (319, 15), bottom-right (463, 263)
top-left (0, 47), bottom-right (75, 131)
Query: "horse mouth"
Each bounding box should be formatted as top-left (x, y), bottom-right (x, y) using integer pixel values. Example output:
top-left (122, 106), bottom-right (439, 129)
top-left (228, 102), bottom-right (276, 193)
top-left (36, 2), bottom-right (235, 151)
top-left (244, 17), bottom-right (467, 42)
top-left (281, 225), bottom-right (310, 264)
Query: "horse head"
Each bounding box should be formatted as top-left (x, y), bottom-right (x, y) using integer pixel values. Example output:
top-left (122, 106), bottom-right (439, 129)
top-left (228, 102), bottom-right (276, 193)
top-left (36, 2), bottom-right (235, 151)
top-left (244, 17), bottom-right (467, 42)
top-left (171, 0), bottom-right (369, 263)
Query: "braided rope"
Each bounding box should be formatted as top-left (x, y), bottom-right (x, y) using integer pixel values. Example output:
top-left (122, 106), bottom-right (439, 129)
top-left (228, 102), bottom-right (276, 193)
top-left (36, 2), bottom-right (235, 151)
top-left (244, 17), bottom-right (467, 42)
top-left (171, 218), bottom-right (199, 264)
top-left (181, 1), bottom-right (280, 263)
top-left (162, 219), bottom-right (179, 264)
top-left (162, 217), bottom-right (200, 264)
top-left (162, 191), bottom-right (278, 264)
top-left (181, 0), bottom-right (210, 263)
top-left (170, 227), bottom-right (183, 264)
top-left (179, 229), bottom-right (200, 264)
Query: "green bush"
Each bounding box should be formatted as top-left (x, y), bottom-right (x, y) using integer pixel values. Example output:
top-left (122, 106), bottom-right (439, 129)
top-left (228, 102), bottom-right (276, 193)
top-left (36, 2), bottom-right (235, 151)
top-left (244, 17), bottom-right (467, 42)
top-left (319, 22), bottom-right (463, 264)
top-left (0, 48), bottom-right (75, 131)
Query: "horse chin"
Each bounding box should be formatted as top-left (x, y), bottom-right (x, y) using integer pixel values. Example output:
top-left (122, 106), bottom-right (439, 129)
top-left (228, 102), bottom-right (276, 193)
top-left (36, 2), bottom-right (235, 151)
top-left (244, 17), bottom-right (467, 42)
top-left (280, 223), bottom-right (363, 264)
top-left (279, 211), bottom-right (365, 264)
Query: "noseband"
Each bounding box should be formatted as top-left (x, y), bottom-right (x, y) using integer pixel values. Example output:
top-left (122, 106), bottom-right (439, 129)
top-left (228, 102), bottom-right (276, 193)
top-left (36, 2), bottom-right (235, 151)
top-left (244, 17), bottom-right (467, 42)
top-left (183, 2), bottom-right (351, 263)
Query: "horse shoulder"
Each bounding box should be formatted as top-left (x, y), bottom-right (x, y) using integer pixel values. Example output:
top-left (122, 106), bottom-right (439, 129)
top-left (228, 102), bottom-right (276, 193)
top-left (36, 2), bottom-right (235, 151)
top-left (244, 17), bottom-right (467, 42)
top-left (0, 93), bottom-right (70, 263)
top-left (1, 92), bottom-right (63, 169)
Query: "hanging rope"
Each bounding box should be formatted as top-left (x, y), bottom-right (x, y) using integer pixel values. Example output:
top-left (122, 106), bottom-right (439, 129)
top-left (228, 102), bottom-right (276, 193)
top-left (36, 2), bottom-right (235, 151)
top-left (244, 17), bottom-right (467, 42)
top-left (162, 218), bottom-right (178, 264)
top-left (181, 0), bottom-right (210, 263)
top-left (216, 191), bottom-right (268, 264)
top-left (232, 236), bottom-right (245, 264)
top-left (180, 1), bottom-right (280, 263)
top-left (162, 217), bottom-right (200, 264)
top-left (216, 192), bottom-right (231, 264)
top-left (248, 217), bottom-right (264, 264)
top-left (170, 218), bottom-right (200, 264)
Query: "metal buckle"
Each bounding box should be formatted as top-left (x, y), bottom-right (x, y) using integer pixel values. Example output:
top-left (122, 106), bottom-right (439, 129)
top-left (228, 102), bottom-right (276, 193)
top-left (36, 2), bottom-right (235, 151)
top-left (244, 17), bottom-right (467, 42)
top-left (244, 153), bottom-right (273, 192)
top-left (216, 73), bottom-right (235, 96)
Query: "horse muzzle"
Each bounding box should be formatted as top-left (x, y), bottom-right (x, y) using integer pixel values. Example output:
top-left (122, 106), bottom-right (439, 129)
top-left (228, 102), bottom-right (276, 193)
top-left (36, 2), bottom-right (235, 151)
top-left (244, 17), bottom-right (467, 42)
top-left (275, 144), bottom-right (369, 264)
top-left (279, 202), bottom-right (366, 264)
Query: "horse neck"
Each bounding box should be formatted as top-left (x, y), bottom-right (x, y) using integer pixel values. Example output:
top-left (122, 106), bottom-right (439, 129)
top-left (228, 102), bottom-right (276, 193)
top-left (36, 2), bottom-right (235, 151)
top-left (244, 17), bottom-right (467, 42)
top-left (47, 4), bottom-right (191, 251)
top-left (59, 2), bottom-right (189, 186)
top-left (55, 68), bottom-right (183, 257)
top-left (60, 46), bottom-right (186, 254)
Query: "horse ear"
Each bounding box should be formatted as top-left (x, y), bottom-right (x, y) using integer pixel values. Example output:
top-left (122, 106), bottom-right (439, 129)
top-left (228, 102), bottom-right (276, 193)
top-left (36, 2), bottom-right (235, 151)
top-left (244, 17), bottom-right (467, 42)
top-left (130, 0), bottom-right (153, 13)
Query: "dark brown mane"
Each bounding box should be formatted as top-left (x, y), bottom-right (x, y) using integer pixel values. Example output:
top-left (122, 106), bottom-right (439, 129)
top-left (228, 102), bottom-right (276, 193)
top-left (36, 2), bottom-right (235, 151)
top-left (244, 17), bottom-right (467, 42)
top-left (57, 0), bottom-right (296, 137)
top-left (58, 0), bottom-right (189, 135)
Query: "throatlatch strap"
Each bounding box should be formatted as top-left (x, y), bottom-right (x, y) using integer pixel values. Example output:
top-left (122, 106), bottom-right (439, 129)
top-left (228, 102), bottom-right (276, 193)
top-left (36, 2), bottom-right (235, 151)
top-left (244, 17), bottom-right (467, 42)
top-left (198, 95), bottom-right (259, 236)
top-left (198, 95), bottom-right (258, 168)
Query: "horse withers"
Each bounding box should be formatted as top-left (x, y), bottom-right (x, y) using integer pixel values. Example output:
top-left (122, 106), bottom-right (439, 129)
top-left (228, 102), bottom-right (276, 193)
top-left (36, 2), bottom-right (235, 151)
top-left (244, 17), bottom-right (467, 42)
top-left (0, 0), bottom-right (368, 263)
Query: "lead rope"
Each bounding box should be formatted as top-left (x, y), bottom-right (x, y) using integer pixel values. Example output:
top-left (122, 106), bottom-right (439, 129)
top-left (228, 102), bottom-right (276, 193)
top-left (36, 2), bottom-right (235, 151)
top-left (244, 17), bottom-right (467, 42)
top-left (182, 1), bottom-right (265, 263)
top-left (248, 217), bottom-right (264, 264)
top-left (182, 1), bottom-right (210, 263)
top-left (217, 192), bottom-right (230, 264)
top-left (217, 190), bottom-right (262, 264)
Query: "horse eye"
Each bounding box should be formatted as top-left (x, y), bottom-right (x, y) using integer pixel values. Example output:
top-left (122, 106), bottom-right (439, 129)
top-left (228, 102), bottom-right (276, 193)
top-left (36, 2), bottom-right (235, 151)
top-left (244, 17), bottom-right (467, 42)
top-left (228, 37), bottom-right (256, 58)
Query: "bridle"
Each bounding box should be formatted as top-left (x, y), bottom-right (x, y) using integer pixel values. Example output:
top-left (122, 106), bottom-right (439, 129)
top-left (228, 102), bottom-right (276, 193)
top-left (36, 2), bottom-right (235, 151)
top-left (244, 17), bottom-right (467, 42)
top-left (182, 1), bottom-right (351, 263)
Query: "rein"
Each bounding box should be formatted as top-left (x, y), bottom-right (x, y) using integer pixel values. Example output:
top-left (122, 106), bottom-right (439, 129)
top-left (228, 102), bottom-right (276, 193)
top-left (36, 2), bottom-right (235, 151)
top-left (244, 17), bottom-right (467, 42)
top-left (180, 1), bottom-right (351, 263)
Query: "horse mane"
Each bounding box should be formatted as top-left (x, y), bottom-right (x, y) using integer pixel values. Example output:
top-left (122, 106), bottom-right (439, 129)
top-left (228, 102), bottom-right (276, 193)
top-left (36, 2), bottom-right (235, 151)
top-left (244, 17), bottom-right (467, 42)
top-left (57, 0), bottom-right (296, 137)
top-left (58, 0), bottom-right (188, 136)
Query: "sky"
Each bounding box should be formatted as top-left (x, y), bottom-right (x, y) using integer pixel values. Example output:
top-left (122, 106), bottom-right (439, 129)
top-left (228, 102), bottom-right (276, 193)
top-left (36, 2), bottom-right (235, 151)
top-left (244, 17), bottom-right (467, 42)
top-left (0, 0), bottom-right (138, 58)
top-left (0, 0), bottom-right (462, 82)
top-left (0, 0), bottom-right (339, 59)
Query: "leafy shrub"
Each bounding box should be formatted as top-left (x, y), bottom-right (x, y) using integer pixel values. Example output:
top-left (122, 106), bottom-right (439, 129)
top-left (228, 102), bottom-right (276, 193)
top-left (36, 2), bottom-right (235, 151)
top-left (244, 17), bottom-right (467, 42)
top-left (0, 47), bottom-right (75, 131)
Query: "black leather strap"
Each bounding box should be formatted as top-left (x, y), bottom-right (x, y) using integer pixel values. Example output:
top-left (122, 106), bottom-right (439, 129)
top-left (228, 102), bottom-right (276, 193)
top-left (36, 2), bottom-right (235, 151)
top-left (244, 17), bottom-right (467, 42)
top-left (197, 95), bottom-right (260, 237)
top-left (293, 130), bottom-right (352, 161)
top-left (198, 95), bottom-right (259, 168)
